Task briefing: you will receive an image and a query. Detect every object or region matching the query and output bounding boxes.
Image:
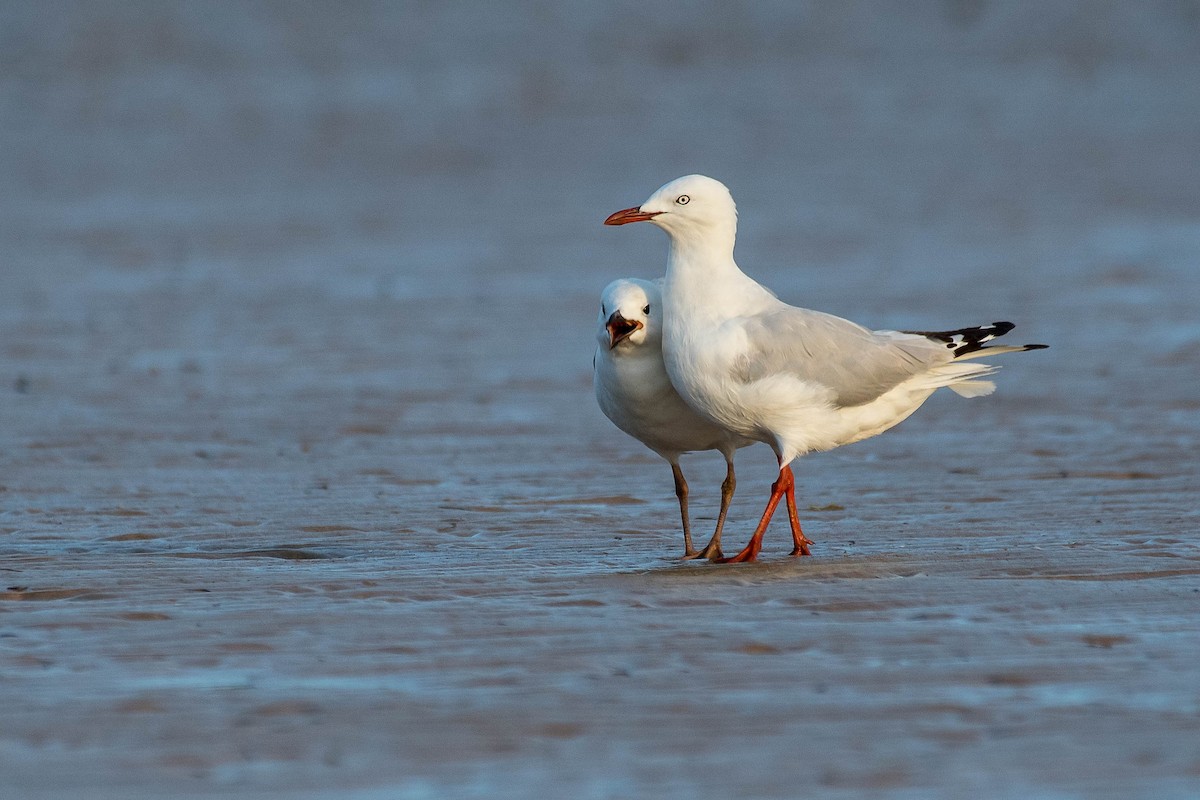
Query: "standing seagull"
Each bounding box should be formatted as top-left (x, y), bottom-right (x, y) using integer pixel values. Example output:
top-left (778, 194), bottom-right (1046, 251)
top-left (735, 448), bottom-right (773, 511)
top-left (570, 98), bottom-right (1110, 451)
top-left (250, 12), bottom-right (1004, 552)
top-left (605, 175), bottom-right (1046, 562)
top-left (594, 278), bottom-right (755, 560)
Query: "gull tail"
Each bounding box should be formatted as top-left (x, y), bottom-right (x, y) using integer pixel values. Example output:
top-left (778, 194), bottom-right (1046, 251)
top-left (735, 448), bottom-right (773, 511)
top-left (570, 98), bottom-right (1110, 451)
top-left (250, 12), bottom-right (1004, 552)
top-left (905, 321), bottom-right (1048, 398)
top-left (916, 361), bottom-right (1001, 398)
top-left (905, 321), bottom-right (1048, 358)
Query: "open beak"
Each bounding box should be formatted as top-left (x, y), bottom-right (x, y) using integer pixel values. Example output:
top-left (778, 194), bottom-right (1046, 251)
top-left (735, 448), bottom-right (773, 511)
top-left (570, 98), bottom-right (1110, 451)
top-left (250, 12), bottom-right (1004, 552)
top-left (606, 311), bottom-right (643, 348)
top-left (604, 206), bottom-right (661, 226)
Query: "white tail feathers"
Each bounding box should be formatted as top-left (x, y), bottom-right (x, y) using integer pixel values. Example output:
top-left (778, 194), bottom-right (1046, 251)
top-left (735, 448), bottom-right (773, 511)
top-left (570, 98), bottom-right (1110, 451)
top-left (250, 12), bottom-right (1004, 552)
top-left (948, 379), bottom-right (997, 398)
top-left (954, 345), bottom-right (1033, 362)
top-left (910, 360), bottom-right (1002, 398)
top-left (940, 340), bottom-right (1045, 396)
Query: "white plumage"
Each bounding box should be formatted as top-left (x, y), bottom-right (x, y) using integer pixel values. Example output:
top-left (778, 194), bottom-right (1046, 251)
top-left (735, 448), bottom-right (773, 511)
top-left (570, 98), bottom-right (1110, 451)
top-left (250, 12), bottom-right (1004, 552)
top-left (593, 278), bottom-right (754, 560)
top-left (606, 175), bottom-right (1046, 562)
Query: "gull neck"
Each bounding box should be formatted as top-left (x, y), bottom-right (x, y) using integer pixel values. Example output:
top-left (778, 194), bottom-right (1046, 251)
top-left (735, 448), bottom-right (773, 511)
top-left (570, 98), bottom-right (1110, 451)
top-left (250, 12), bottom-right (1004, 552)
top-left (664, 225), bottom-right (738, 280)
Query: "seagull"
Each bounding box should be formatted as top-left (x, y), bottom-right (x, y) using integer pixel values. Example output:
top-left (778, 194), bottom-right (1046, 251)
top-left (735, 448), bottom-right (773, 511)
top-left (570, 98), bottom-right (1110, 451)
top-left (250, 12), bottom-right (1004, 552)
top-left (594, 278), bottom-right (755, 560)
top-left (605, 175), bottom-right (1047, 563)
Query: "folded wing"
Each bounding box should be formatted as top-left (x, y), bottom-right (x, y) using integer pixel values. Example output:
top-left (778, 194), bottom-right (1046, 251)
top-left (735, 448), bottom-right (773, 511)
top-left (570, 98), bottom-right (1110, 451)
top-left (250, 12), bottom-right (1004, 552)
top-left (732, 306), bottom-right (955, 407)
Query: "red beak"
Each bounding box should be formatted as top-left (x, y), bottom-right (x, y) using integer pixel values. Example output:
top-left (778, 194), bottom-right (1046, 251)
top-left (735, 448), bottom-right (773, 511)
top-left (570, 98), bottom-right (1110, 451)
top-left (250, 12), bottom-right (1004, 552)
top-left (604, 206), bottom-right (661, 226)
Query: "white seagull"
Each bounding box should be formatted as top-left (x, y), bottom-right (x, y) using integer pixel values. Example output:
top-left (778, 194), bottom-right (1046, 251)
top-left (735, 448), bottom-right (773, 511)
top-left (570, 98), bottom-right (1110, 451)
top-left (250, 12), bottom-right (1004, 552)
top-left (594, 278), bottom-right (755, 560)
top-left (605, 175), bottom-right (1046, 562)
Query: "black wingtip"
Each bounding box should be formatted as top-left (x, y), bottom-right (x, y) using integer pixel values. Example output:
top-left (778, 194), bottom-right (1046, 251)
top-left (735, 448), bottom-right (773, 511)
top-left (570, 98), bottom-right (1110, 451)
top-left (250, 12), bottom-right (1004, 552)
top-left (905, 320), bottom-right (1023, 357)
top-left (1023, 344), bottom-right (1049, 351)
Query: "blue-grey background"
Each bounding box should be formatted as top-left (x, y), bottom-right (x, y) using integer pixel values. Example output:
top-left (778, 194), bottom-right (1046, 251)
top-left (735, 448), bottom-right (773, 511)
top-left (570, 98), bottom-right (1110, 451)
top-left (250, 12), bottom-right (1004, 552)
top-left (2, 2), bottom-right (1199, 798)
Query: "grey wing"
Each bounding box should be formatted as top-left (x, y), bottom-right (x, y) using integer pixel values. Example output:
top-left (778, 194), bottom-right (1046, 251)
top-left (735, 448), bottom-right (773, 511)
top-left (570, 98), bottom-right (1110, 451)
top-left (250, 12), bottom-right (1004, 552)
top-left (733, 306), bottom-right (952, 407)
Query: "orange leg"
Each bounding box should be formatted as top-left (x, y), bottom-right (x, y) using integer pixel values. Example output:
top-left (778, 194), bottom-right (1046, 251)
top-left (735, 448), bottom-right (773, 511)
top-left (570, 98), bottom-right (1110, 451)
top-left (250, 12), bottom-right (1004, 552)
top-left (719, 465), bottom-right (793, 564)
top-left (782, 465), bottom-right (813, 556)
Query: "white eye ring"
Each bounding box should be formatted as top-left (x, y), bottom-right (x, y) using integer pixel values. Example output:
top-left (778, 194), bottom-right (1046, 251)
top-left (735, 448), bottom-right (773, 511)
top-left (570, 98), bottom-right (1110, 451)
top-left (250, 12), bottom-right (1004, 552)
top-left (675, 195), bottom-right (690, 205)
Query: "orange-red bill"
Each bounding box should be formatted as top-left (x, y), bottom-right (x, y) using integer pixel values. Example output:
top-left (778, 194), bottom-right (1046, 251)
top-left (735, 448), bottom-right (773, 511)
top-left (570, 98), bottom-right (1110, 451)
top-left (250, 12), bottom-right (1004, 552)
top-left (604, 207), bottom-right (661, 226)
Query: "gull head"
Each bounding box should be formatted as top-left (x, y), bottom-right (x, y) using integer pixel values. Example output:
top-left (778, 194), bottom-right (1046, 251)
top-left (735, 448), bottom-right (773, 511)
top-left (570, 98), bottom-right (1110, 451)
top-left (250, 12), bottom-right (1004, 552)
top-left (604, 175), bottom-right (737, 244)
top-left (597, 278), bottom-right (661, 351)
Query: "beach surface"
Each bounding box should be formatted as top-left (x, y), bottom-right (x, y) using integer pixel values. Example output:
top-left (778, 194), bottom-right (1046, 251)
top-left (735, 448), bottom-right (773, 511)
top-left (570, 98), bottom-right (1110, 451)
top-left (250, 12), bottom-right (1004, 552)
top-left (2, 3), bottom-right (1199, 797)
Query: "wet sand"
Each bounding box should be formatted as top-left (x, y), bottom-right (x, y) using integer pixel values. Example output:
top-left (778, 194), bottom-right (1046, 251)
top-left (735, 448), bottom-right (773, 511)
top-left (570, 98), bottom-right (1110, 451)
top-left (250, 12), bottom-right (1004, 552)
top-left (3, 3), bottom-right (1200, 798)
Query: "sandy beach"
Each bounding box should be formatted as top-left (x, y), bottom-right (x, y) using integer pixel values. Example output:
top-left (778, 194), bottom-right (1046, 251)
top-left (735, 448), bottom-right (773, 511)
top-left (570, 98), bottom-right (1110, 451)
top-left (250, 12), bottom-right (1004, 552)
top-left (3, 3), bottom-right (1199, 797)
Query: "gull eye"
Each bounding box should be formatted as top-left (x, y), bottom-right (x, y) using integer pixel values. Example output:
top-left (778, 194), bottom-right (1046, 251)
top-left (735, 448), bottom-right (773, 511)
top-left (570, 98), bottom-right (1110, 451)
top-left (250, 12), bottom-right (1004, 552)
top-left (675, 195), bottom-right (690, 205)
top-left (642, 304), bottom-right (650, 315)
